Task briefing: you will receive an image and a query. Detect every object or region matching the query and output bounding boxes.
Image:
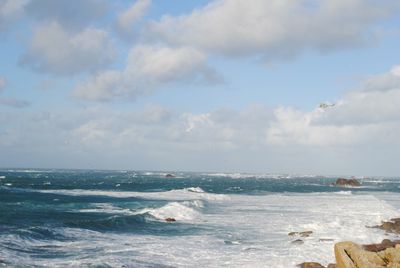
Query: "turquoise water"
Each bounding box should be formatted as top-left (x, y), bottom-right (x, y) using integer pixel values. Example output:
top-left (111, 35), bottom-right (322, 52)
top-left (1, 169), bottom-right (399, 267)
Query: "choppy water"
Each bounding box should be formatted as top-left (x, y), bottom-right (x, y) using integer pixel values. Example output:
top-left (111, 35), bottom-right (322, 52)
top-left (1, 169), bottom-right (400, 267)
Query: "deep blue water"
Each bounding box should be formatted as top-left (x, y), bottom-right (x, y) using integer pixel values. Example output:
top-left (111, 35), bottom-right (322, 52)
top-left (0, 169), bottom-right (399, 267)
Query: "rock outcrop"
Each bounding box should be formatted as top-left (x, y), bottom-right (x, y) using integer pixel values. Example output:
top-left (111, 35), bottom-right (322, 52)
top-left (374, 218), bottom-right (400, 234)
top-left (334, 240), bottom-right (400, 268)
top-left (332, 178), bottom-right (361, 187)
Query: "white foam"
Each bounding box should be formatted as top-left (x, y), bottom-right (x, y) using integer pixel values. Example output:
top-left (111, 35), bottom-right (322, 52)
top-left (144, 201), bottom-right (201, 221)
top-left (0, 176), bottom-right (5, 179)
top-left (36, 187), bottom-right (228, 201)
top-left (3, 191), bottom-right (400, 267)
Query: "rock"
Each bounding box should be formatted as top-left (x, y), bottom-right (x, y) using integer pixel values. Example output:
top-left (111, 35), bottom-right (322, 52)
top-left (327, 264), bottom-right (336, 268)
top-left (292, 239), bottom-right (304, 245)
top-left (374, 218), bottom-right (400, 234)
top-left (297, 262), bottom-right (325, 268)
top-left (300, 231), bottom-right (313, 237)
top-left (288, 231), bottom-right (313, 237)
top-left (363, 239), bottom-right (400, 252)
top-left (333, 178), bottom-right (361, 187)
top-left (165, 218), bottom-right (176, 222)
top-left (334, 241), bottom-right (400, 268)
top-left (165, 174), bottom-right (175, 178)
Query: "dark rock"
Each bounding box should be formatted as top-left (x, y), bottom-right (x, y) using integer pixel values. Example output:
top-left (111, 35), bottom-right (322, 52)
top-left (363, 239), bottom-right (400, 252)
top-left (300, 231), bottom-right (313, 237)
top-left (165, 174), bottom-right (175, 178)
top-left (288, 231), bottom-right (313, 237)
top-left (297, 262), bottom-right (325, 268)
top-left (332, 178), bottom-right (361, 187)
top-left (292, 239), bottom-right (304, 245)
top-left (165, 218), bottom-right (176, 222)
top-left (374, 218), bottom-right (400, 234)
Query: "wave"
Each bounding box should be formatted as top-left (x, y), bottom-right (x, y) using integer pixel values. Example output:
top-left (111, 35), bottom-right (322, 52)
top-left (35, 187), bottom-right (228, 201)
top-left (139, 201), bottom-right (202, 221)
top-left (78, 200), bottom-right (204, 223)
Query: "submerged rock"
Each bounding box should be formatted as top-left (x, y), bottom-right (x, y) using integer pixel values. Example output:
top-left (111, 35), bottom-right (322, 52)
top-left (332, 178), bottom-right (361, 187)
top-left (292, 239), bottom-right (304, 245)
top-left (288, 231), bottom-right (313, 237)
top-left (298, 262), bottom-right (325, 268)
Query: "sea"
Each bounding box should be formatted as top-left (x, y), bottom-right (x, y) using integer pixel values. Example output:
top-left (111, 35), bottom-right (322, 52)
top-left (1, 169), bottom-right (400, 267)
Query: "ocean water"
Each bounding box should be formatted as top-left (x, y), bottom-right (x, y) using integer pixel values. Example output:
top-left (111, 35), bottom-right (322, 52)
top-left (1, 170), bottom-right (400, 267)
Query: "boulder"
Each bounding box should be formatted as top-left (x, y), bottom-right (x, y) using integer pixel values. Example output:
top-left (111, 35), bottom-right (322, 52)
top-left (298, 262), bottom-right (325, 268)
top-left (334, 241), bottom-right (400, 268)
top-left (333, 178), bottom-right (361, 187)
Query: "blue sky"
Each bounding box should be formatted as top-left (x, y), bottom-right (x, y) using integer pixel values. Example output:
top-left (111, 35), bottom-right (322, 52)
top-left (1, 0), bottom-right (400, 176)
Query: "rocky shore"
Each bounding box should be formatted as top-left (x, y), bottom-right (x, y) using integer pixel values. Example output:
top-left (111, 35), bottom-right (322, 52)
top-left (296, 178), bottom-right (400, 267)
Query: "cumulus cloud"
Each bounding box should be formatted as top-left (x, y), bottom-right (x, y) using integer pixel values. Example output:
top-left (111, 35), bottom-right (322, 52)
top-left (116, 0), bottom-right (151, 39)
top-left (267, 65), bottom-right (400, 146)
top-left (363, 65), bottom-right (400, 92)
top-left (74, 45), bottom-right (221, 101)
top-left (2, 62), bottom-right (400, 174)
top-left (20, 21), bottom-right (115, 75)
top-left (148, 0), bottom-right (400, 60)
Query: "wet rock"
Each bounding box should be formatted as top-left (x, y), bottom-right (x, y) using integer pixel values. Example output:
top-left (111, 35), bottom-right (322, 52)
top-left (165, 174), bottom-right (175, 178)
top-left (374, 218), bottom-right (400, 234)
top-left (288, 231), bottom-right (313, 237)
top-left (165, 218), bottom-right (176, 222)
top-left (363, 239), bottom-right (400, 252)
top-left (334, 241), bottom-right (400, 268)
top-left (332, 178), bottom-right (361, 187)
top-left (292, 239), bottom-right (304, 245)
top-left (297, 262), bottom-right (325, 268)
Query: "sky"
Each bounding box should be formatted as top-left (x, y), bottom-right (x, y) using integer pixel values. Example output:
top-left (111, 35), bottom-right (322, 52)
top-left (1, 0), bottom-right (400, 176)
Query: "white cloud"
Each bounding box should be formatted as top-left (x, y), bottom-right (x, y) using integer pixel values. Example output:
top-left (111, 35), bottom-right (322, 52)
top-left (116, 0), bottom-right (151, 38)
top-left (267, 65), bottom-right (400, 146)
top-left (21, 21), bottom-right (115, 75)
top-left (148, 0), bottom-right (400, 60)
top-left (363, 65), bottom-right (400, 92)
top-left (74, 45), bottom-right (221, 101)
